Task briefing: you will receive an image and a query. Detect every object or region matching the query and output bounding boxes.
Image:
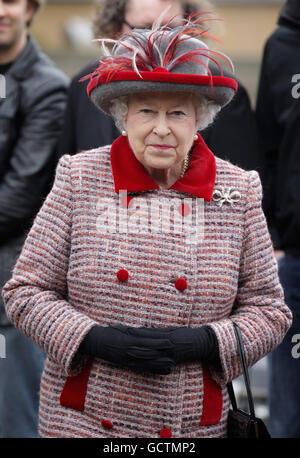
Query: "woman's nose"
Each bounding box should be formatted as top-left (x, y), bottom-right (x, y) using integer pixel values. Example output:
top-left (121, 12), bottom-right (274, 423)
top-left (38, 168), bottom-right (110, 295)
top-left (153, 114), bottom-right (171, 137)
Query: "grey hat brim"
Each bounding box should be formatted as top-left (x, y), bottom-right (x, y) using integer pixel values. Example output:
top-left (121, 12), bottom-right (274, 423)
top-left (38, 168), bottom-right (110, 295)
top-left (90, 80), bottom-right (236, 115)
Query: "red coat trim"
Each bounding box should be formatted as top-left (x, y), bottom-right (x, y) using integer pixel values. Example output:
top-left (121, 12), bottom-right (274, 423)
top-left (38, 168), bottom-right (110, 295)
top-left (199, 367), bottom-right (223, 426)
top-left (110, 133), bottom-right (216, 200)
top-left (60, 358), bottom-right (94, 412)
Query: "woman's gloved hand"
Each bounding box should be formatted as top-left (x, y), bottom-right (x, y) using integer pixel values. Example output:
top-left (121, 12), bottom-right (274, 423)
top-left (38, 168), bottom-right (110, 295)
top-left (126, 325), bottom-right (220, 365)
top-left (78, 325), bottom-right (175, 374)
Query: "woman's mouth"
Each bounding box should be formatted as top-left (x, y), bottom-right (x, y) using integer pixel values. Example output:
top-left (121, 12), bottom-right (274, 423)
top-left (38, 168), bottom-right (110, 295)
top-left (149, 144), bottom-right (174, 150)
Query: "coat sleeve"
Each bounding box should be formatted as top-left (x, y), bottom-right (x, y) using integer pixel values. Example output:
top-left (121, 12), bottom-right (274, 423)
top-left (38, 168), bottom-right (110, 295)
top-left (207, 170), bottom-right (292, 386)
top-left (2, 155), bottom-right (98, 376)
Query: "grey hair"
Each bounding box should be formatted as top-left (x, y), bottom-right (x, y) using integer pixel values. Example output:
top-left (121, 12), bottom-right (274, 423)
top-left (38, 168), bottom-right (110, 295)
top-left (110, 96), bottom-right (129, 132)
top-left (109, 94), bottom-right (221, 132)
top-left (195, 96), bottom-right (221, 131)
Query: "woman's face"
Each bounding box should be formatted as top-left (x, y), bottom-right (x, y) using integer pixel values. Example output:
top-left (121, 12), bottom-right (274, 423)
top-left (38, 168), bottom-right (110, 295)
top-left (123, 91), bottom-right (198, 173)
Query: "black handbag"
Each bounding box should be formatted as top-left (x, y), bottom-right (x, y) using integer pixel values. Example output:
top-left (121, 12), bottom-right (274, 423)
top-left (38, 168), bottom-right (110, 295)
top-left (226, 323), bottom-right (271, 438)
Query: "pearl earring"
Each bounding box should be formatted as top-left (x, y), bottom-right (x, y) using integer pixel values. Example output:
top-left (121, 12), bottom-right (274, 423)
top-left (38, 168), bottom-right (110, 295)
top-left (122, 130), bottom-right (127, 136)
top-left (194, 134), bottom-right (198, 140)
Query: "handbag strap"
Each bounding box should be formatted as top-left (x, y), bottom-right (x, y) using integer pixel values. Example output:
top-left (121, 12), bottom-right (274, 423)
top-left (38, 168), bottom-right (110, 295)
top-left (227, 379), bottom-right (238, 411)
top-left (227, 322), bottom-right (256, 418)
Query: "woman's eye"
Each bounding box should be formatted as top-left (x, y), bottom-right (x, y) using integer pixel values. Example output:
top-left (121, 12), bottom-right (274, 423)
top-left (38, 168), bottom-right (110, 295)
top-left (139, 109), bottom-right (153, 114)
top-left (171, 111), bottom-right (185, 116)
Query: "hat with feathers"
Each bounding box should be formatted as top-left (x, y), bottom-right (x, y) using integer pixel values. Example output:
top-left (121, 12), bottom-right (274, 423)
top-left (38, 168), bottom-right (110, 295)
top-left (85, 11), bottom-right (238, 114)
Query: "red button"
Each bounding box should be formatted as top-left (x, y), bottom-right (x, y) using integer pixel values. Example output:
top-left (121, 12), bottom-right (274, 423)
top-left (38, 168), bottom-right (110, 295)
top-left (160, 427), bottom-right (172, 438)
top-left (175, 278), bottom-right (187, 291)
top-left (117, 269), bottom-right (129, 282)
top-left (101, 419), bottom-right (113, 429)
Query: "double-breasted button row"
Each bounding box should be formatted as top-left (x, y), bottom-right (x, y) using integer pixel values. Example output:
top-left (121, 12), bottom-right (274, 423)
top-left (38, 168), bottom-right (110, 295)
top-left (116, 269), bottom-right (187, 291)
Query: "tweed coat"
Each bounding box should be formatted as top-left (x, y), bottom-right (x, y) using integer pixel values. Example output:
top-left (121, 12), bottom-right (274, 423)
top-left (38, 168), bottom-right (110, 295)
top-left (2, 134), bottom-right (292, 438)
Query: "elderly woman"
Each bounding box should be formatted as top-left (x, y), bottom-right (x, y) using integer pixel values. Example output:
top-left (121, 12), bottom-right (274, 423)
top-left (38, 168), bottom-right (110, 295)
top-left (3, 18), bottom-right (292, 438)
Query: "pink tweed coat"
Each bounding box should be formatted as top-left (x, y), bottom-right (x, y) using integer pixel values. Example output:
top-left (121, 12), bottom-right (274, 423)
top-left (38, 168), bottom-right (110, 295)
top-left (3, 134), bottom-right (292, 438)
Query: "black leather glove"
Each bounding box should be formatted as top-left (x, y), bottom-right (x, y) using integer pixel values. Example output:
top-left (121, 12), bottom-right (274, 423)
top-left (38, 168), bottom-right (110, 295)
top-left (78, 325), bottom-right (176, 374)
top-left (127, 325), bottom-right (220, 366)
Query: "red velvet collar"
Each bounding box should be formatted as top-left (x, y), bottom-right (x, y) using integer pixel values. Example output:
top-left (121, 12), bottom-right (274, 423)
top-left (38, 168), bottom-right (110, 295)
top-left (110, 133), bottom-right (216, 201)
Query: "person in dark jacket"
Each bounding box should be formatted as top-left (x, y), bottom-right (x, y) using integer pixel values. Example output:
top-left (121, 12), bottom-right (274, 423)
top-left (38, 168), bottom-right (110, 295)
top-left (58, 0), bottom-right (264, 178)
top-left (255, 0), bottom-right (300, 438)
top-left (0, 0), bottom-right (68, 438)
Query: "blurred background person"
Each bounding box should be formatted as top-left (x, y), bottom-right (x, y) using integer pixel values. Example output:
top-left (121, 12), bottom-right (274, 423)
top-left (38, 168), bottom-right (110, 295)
top-left (58, 0), bottom-right (264, 181)
top-left (256, 0), bottom-right (300, 438)
top-left (0, 0), bottom-right (68, 438)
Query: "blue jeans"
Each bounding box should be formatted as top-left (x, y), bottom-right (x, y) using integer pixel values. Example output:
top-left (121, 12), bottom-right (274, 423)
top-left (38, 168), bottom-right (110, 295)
top-left (0, 235), bottom-right (46, 437)
top-left (0, 326), bottom-right (45, 438)
top-left (268, 255), bottom-right (300, 438)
